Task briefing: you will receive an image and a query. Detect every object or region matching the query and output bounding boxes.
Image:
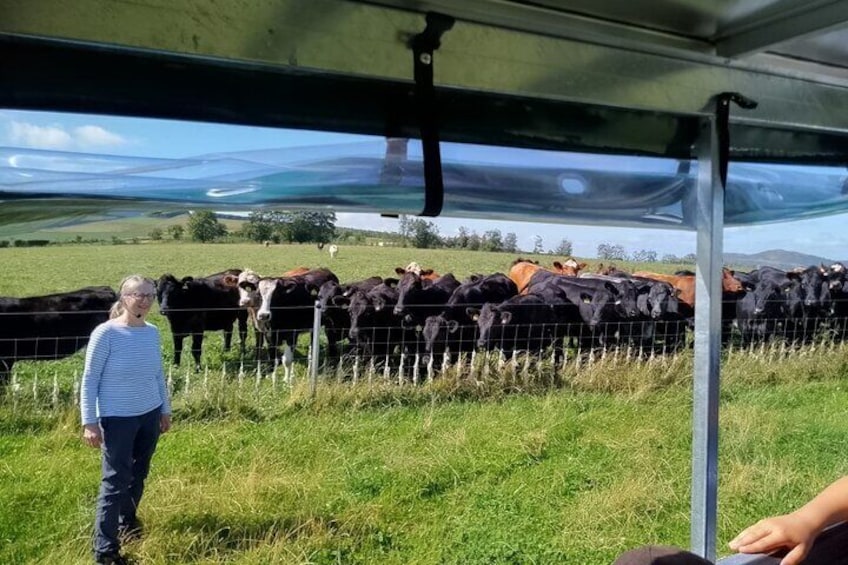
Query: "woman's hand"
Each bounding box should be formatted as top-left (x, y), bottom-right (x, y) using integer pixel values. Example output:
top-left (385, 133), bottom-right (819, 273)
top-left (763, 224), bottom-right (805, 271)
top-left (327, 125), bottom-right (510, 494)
top-left (160, 414), bottom-right (172, 434)
top-left (729, 512), bottom-right (818, 565)
top-left (82, 423), bottom-right (102, 448)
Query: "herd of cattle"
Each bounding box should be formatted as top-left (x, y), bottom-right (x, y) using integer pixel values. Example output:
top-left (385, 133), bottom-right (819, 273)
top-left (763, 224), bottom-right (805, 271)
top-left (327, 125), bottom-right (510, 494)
top-left (2, 257), bottom-right (847, 383)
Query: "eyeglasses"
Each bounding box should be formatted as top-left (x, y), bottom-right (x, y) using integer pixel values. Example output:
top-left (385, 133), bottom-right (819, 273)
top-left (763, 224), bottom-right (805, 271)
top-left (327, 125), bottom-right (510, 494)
top-left (129, 292), bottom-right (155, 301)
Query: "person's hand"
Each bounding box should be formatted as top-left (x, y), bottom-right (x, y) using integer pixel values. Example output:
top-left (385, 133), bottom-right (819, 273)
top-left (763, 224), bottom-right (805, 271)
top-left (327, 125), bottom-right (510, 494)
top-left (729, 512), bottom-right (818, 565)
top-left (83, 423), bottom-right (102, 448)
top-left (160, 414), bottom-right (171, 434)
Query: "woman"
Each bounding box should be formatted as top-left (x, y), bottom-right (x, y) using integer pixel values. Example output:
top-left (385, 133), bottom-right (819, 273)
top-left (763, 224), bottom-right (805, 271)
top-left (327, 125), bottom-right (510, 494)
top-left (81, 275), bottom-right (172, 565)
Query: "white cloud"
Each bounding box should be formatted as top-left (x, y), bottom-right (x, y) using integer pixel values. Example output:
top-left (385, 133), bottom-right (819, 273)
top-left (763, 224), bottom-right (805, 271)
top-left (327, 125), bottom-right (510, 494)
top-left (9, 121), bottom-right (73, 149)
top-left (73, 125), bottom-right (127, 148)
top-left (7, 121), bottom-right (127, 150)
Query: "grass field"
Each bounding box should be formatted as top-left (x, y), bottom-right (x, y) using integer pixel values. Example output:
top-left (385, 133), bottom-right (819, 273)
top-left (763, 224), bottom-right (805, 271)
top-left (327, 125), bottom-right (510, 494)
top-left (1, 243), bottom-right (846, 564)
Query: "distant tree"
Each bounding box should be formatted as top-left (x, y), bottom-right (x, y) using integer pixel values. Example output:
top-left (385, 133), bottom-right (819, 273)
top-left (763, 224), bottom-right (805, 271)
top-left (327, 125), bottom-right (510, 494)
top-left (662, 253), bottom-right (680, 263)
top-left (554, 238), bottom-right (573, 256)
top-left (597, 242), bottom-right (627, 260)
top-left (241, 210), bottom-right (281, 243)
top-left (466, 232), bottom-right (481, 251)
top-left (148, 228), bottom-right (163, 241)
top-left (482, 229), bottom-right (503, 252)
top-left (503, 232), bottom-right (519, 254)
top-left (682, 253), bottom-right (697, 263)
top-left (631, 249), bottom-right (658, 263)
top-left (404, 218), bottom-right (441, 249)
top-left (533, 235), bottom-right (544, 254)
top-left (167, 224), bottom-right (184, 240)
top-left (187, 211), bottom-right (227, 242)
top-left (456, 226), bottom-right (470, 249)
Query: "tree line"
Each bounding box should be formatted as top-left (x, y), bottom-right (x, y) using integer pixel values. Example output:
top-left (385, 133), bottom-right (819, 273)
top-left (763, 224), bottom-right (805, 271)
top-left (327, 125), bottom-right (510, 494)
top-left (145, 211), bottom-right (678, 263)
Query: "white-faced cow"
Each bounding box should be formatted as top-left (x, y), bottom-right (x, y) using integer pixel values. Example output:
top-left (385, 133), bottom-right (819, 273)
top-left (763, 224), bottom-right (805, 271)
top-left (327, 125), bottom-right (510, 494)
top-left (0, 286), bottom-right (117, 384)
top-left (328, 244), bottom-right (339, 259)
top-left (156, 269), bottom-right (248, 368)
top-left (254, 268), bottom-right (339, 362)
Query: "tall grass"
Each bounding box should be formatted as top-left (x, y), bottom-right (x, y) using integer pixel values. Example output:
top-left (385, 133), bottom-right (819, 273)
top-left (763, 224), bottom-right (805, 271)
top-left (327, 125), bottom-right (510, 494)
top-left (2, 341), bottom-right (847, 564)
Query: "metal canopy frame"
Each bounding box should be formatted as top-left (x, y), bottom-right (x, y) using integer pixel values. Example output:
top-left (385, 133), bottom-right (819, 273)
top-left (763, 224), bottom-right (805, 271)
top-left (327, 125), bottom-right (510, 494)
top-left (3, 0), bottom-right (848, 560)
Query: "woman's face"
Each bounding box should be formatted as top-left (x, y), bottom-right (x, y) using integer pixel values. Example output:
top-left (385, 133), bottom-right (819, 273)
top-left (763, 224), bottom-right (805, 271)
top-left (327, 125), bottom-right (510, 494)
top-left (123, 282), bottom-right (156, 319)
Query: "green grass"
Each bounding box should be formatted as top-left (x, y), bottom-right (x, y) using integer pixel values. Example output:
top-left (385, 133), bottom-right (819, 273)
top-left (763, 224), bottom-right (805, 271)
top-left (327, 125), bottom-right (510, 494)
top-left (0, 213), bottom-right (244, 242)
top-left (3, 376), bottom-right (848, 565)
top-left (0, 243), bottom-right (844, 564)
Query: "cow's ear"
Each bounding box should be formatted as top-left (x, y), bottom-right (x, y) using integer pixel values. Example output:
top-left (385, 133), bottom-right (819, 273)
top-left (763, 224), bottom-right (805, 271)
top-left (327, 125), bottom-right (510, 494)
top-left (500, 311), bottom-right (512, 325)
top-left (394, 267), bottom-right (406, 275)
top-left (604, 281), bottom-right (619, 294)
top-left (447, 319), bottom-right (460, 333)
top-left (421, 269), bottom-right (434, 277)
top-left (552, 261), bottom-right (563, 270)
top-left (578, 262), bottom-right (588, 271)
top-left (384, 278), bottom-right (399, 288)
top-left (466, 307), bottom-right (480, 321)
top-left (223, 274), bottom-right (238, 287)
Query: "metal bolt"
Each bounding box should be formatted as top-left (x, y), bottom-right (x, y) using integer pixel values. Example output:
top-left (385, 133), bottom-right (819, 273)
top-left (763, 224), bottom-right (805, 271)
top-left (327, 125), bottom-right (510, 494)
top-left (419, 52), bottom-right (432, 65)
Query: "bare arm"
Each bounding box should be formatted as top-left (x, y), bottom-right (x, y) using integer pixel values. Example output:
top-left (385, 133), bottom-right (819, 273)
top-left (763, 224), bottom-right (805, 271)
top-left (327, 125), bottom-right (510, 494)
top-left (729, 476), bottom-right (848, 565)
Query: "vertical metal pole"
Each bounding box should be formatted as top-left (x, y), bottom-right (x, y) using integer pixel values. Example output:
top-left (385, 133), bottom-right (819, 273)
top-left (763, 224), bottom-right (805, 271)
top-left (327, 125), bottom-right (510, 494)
top-left (310, 300), bottom-right (322, 398)
top-left (690, 110), bottom-right (723, 561)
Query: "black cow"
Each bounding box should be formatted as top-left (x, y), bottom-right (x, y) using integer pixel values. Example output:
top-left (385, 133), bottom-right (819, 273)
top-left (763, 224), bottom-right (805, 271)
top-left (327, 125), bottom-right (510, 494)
top-left (0, 286), bottom-right (117, 384)
top-left (527, 271), bottom-right (631, 348)
top-left (423, 273), bottom-right (518, 364)
top-left (619, 278), bottom-right (685, 353)
top-left (394, 271), bottom-right (461, 325)
top-left (735, 278), bottom-right (791, 345)
top-left (156, 270), bottom-right (248, 368)
top-left (346, 279), bottom-right (416, 363)
top-left (317, 276), bottom-right (382, 360)
top-left (474, 294), bottom-right (560, 355)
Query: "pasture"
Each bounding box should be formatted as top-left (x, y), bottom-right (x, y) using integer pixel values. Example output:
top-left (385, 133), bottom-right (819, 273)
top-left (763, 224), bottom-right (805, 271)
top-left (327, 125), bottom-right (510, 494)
top-left (1, 243), bottom-right (847, 564)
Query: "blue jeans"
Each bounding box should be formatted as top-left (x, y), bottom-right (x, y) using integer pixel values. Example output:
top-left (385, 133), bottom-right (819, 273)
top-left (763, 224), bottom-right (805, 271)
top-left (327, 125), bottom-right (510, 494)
top-left (94, 406), bottom-right (161, 558)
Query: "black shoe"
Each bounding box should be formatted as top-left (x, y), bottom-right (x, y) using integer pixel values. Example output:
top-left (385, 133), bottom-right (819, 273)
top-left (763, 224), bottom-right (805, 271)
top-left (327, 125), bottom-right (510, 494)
top-left (95, 552), bottom-right (131, 565)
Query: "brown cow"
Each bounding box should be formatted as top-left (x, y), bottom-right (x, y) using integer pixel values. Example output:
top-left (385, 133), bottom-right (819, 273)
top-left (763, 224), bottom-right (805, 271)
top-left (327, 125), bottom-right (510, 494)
top-left (508, 257), bottom-right (587, 293)
top-left (552, 258), bottom-right (588, 276)
top-left (631, 268), bottom-right (743, 310)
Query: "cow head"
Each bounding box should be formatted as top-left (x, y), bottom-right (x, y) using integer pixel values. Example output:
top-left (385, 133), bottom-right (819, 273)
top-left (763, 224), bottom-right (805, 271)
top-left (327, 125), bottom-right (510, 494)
top-left (237, 269), bottom-right (262, 308)
top-left (155, 274), bottom-right (192, 315)
top-left (255, 278), bottom-right (280, 331)
top-left (394, 271), bottom-right (425, 316)
top-left (553, 258), bottom-right (588, 276)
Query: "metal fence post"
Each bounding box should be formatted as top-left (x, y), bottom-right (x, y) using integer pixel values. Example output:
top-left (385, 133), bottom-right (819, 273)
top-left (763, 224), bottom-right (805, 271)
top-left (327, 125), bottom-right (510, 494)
top-left (309, 300), bottom-right (322, 397)
top-left (691, 107), bottom-right (723, 562)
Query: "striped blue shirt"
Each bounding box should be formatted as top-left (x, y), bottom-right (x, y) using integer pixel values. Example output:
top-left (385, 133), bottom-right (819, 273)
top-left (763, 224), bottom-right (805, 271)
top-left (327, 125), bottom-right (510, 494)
top-left (80, 320), bottom-right (171, 425)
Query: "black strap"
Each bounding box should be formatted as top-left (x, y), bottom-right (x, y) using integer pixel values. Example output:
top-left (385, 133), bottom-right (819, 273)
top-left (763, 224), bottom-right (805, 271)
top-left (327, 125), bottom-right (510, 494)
top-left (715, 92), bottom-right (758, 187)
top-left (409, 12), bottom-right (454, 217)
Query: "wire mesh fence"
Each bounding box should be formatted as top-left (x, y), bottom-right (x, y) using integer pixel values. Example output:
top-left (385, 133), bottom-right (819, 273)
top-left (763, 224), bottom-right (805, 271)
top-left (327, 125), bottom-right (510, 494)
top-left (3, 300), bottom-right (848, 412)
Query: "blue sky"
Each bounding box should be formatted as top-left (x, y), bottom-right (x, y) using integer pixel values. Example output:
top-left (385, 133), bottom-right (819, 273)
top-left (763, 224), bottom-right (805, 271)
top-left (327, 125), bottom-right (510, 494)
top-left (2, 109), bottom-right (846, 260)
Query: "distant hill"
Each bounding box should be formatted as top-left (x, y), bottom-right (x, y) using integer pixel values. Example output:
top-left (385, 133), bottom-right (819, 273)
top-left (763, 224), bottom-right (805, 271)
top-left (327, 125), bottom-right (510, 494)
top-left (724, 249), bottom-right (837, 270)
